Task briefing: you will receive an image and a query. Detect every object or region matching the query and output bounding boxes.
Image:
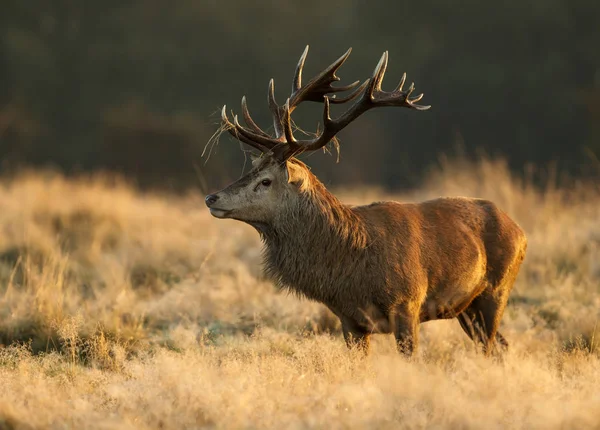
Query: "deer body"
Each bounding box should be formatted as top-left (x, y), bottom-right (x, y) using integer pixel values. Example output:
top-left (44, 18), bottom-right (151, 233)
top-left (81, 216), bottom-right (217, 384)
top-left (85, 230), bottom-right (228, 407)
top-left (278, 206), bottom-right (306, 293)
top-left (206, 46), bottom-right (527, 355)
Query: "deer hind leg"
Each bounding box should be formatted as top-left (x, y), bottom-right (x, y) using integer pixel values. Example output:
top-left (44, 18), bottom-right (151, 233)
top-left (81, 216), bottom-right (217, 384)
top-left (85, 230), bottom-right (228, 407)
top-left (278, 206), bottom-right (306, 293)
top-left (457, 291), bottom-right (509, 356)
top-left (495, 331), bottom-right (509, 350)
top-left (459, 245), bottom-right (525, 356)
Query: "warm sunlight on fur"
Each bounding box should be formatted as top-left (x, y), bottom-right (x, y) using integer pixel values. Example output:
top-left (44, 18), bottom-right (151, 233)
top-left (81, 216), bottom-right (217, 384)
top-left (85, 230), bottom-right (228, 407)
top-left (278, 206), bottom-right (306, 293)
top-left (1, 158), bottom-right (600, 429)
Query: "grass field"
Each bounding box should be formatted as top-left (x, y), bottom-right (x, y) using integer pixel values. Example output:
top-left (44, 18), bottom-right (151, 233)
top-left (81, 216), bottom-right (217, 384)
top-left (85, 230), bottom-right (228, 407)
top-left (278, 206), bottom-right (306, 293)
top-left (1, 157), bottom-right (599, 429)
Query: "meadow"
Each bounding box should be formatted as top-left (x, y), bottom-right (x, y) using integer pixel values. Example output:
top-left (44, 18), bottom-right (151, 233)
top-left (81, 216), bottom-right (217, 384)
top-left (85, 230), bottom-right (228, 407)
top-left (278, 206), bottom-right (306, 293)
top-left (0, 157), bottom-right (599, 429)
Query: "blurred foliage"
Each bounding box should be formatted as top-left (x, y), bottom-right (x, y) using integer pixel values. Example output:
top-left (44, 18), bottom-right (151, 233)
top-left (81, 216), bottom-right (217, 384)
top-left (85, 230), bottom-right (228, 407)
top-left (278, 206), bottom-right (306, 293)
top-left (1, 0), bottom-right (599, 190)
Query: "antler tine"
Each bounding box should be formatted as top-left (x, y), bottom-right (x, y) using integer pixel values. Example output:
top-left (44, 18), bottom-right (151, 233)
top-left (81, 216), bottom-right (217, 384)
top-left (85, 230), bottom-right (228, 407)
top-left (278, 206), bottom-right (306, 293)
top-left (276, 96), bottom-right (336, 157)
top-left (232, 114), bottom-right (278, 149)
top-left (299, 96), bottom-right (335, 151)
top-left (363, 51), bottom-right (388, 100)
top-left (329, 79), bottom-right (369, 104)
top-left (409, 92), bottom-right (425, 104)
top-left (241, 96), bottom-right (270, 138)
top-left (304, 47), bottom-right (352, 88)
top-left (274, 100), bottom-right (301, 160)
top-left (406, 95), bottom-right (430, 110)
top-left (282, 99), bottom-right (295, 147)
top-left (293, 45), bottom-right (309, 92)
top-left (268, 79), bottom-right (286, 138)
top-left (221, 105), bottom-right (278, 152)
top-left (394, 73), bottom-right (407, 92)
top-left (221, 106), bottom-right (270, 152)
top-left (288, 46), bottom-right (360, 108)
top-left (373, 51), bottom-right (389, 91)
top-left (325, 47), bottom-right (353, 81)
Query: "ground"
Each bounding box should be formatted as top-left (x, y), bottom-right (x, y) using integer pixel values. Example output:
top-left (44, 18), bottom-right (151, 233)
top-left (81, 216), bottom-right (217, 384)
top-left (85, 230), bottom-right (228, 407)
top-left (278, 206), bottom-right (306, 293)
top-left (0, 157), bottom-right (599, 429)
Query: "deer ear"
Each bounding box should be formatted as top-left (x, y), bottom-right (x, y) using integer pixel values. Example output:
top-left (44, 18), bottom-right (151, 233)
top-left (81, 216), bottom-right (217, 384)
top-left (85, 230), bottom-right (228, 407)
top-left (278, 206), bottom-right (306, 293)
top-left (250, 152), bottom-right (262, 166)
top-left (285, 160), bottom-right (310, 191)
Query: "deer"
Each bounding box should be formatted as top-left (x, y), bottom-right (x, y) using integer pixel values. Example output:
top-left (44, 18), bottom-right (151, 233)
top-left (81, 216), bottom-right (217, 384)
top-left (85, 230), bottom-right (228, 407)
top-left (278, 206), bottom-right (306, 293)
top-left (205, 46), bottom-right (527, 357)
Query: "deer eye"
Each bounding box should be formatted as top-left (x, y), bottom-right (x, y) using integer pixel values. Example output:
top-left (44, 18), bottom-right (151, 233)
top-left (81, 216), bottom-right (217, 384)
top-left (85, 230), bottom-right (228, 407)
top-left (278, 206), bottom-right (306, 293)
top-left (261, 179), bottom-right (272, 187)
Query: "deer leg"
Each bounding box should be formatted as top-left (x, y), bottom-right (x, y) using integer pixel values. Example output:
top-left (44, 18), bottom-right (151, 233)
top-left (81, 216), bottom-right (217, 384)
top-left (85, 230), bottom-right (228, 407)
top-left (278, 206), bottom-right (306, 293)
top-left (393, 308), bottom-right (419, 357)
top-left (495, 331), bottom-right (509, 350)
top-left (457, 291), bottom-right (508, 356)
top-left (341, 318), bottom-right (371, 354)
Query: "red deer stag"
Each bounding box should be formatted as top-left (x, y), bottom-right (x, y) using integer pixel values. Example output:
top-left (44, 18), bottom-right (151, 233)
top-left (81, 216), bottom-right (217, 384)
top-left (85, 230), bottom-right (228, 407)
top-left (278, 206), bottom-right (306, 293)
top-left (205, 46), bottom-right (527, 356)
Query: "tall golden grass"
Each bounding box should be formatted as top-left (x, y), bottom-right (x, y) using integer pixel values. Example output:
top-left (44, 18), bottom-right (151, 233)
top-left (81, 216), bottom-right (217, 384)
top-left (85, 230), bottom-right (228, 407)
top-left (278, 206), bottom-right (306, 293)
top-left (1, 157), bottom-right (599, 429)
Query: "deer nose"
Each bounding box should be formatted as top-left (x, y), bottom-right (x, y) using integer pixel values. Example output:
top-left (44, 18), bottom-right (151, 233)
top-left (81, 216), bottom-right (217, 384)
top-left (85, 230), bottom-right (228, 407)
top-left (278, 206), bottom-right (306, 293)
top-left (205, 194), bottom-right (219, 207)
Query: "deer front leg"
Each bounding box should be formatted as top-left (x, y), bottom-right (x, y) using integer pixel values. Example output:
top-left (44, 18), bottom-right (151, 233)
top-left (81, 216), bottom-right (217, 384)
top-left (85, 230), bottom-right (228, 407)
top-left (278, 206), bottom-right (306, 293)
top-left (341, 317), bottom-right (371, 355)
top-left (394, 307), bottom-right (419, 357)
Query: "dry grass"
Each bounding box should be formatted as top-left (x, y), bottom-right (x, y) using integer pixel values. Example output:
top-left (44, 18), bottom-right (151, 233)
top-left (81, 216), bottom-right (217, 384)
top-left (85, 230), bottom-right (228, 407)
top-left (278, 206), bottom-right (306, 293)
top-left (0, 158), bottom-right (599, 429)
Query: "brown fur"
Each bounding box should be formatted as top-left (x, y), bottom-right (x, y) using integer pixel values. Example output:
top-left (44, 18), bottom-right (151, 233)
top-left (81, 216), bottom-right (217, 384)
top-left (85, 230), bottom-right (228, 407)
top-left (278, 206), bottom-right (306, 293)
top-left (206, 156), bottom-right (527, 356)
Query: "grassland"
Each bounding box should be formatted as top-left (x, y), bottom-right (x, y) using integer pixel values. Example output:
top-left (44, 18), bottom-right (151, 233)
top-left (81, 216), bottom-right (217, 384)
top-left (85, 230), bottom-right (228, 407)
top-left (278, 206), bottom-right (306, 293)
top-left (0, 157), bottom-right (599, 429)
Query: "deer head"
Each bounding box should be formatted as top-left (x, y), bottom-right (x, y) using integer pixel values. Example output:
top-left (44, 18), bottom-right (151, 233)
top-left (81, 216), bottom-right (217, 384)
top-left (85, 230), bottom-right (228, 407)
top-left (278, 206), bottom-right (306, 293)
top-left (205, 46), bottom-right (430, 225)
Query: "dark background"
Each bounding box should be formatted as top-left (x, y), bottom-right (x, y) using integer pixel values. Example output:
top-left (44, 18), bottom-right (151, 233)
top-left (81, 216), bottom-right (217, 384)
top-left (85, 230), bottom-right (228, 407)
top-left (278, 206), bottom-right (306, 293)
top-left (1, 0), bottom-right (599, 191)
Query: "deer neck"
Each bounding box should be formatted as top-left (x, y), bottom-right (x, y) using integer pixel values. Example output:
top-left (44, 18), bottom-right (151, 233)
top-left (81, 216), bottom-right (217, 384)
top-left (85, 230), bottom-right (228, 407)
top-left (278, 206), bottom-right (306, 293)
top-left (260, 177), bottom-right (369, 302)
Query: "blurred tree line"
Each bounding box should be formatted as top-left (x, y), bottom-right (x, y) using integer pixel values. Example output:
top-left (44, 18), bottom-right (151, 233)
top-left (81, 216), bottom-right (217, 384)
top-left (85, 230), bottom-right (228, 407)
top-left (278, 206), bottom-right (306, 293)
top-left (1, 0), bottom-right (599, 191)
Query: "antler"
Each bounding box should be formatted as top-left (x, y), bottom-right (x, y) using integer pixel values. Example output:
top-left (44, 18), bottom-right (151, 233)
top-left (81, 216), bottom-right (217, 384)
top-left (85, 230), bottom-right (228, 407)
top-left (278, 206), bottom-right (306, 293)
top-left (220, 46), bottom-right (430, 160)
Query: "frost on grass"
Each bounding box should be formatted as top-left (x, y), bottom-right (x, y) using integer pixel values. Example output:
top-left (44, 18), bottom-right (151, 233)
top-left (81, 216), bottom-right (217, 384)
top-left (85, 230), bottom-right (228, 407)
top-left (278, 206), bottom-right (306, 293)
top-left (0, 160), bottom-right (599, 429)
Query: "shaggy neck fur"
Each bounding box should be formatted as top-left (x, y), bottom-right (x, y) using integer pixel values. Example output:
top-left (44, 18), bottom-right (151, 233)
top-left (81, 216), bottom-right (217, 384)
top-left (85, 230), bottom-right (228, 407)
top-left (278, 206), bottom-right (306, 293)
top-left (259, 164), bottom-right (370, 305)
